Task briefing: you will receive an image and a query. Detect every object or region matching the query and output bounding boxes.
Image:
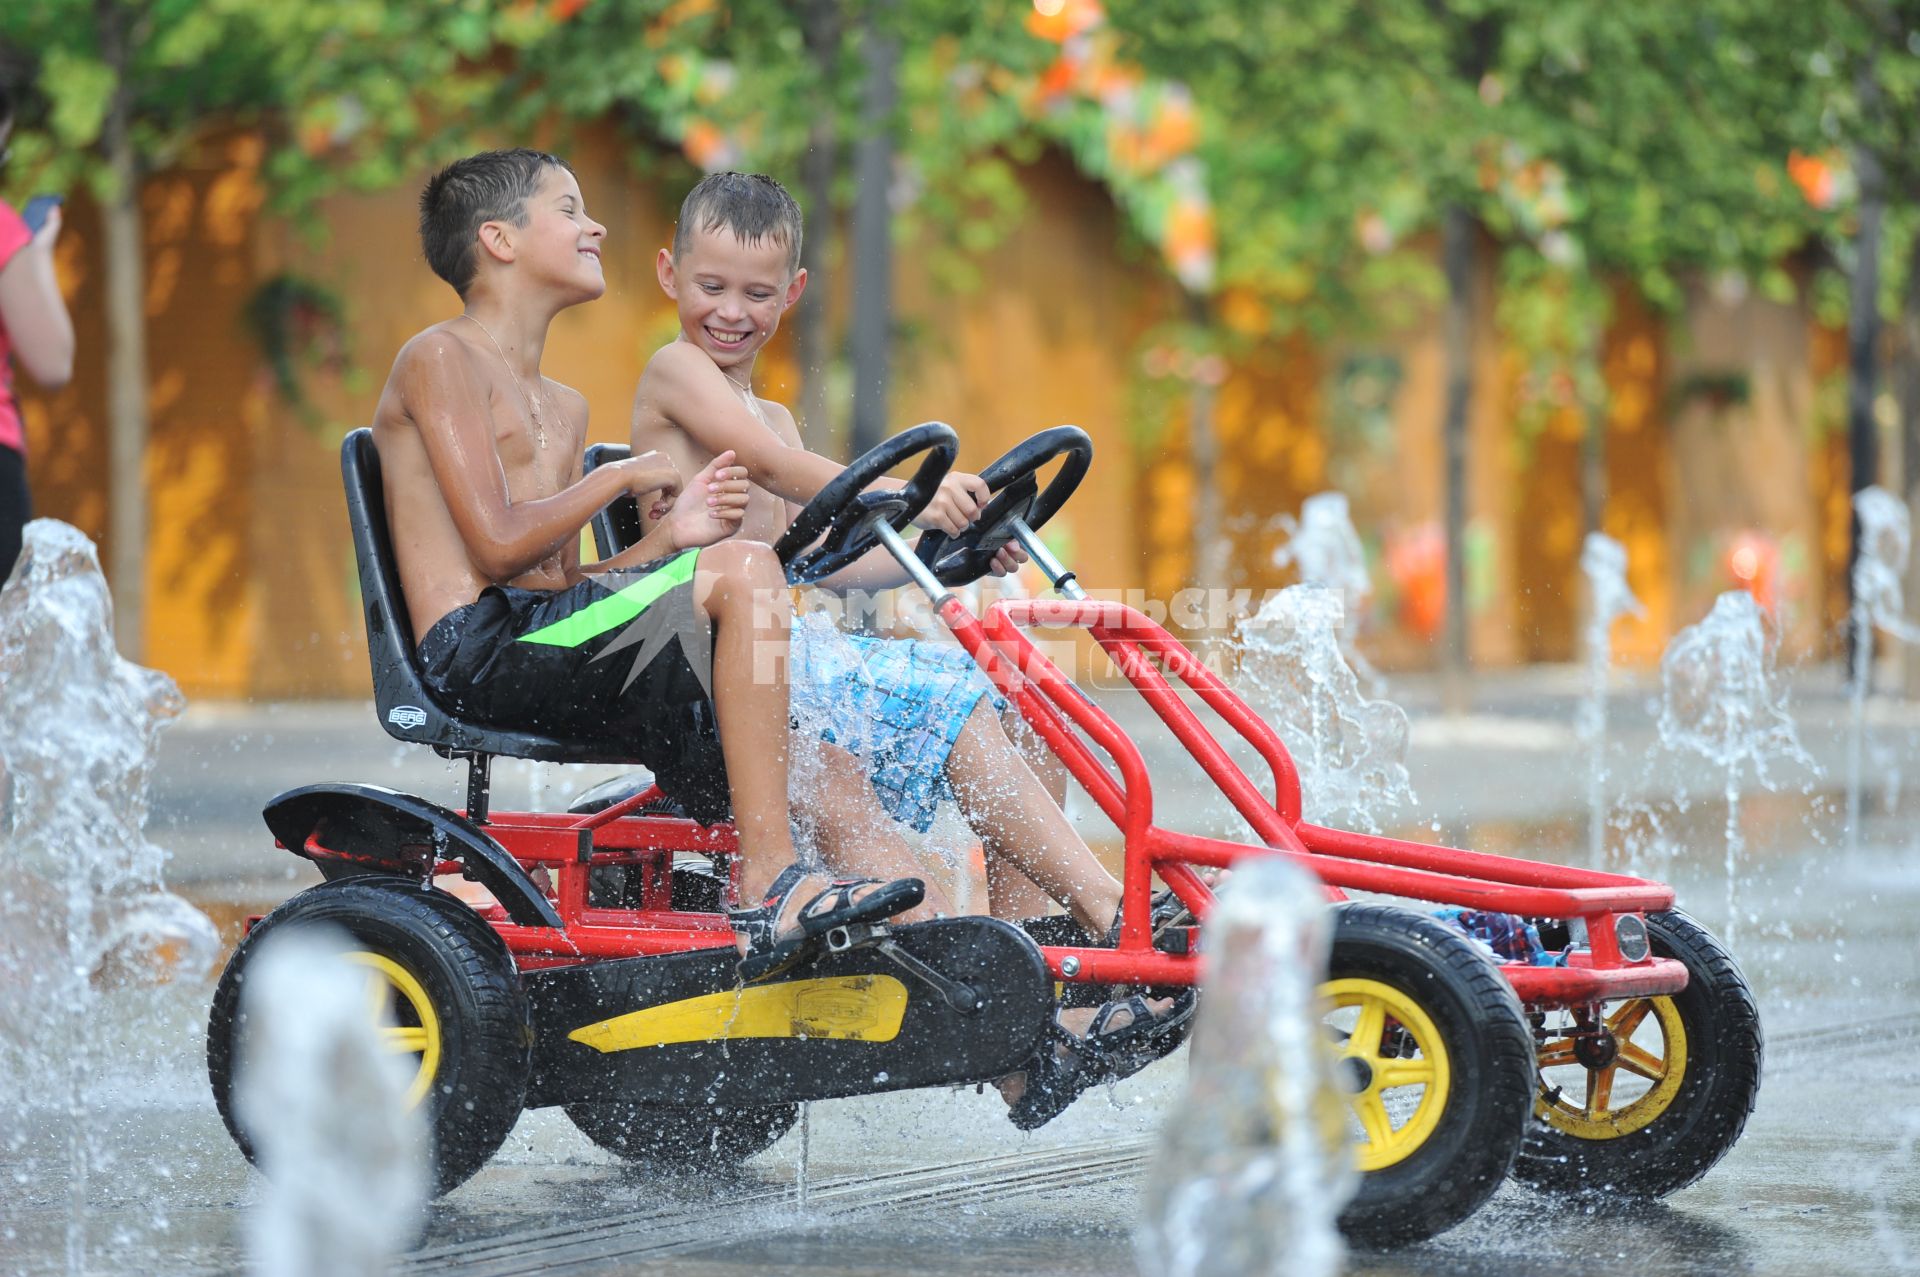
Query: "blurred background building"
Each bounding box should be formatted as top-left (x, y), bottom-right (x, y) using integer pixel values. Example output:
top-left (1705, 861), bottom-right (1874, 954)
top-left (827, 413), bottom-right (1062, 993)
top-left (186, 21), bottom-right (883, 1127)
top-left (0, 0), bottom-right (1896, 699)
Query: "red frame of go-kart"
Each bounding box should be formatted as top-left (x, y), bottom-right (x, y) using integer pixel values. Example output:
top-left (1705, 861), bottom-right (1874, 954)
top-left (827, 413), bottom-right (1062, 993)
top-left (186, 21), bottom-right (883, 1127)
top-left (941, 594), bottom-right (1687, 1007)
top-left (451, 582), bottom-right (1686, 1011)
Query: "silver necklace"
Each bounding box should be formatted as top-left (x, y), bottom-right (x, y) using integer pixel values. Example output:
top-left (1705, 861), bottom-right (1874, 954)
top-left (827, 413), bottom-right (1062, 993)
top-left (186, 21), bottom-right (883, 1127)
top-left (461, 313), bottom-right (547, 449)
top-left (726, 373), bottom-right (768, 428)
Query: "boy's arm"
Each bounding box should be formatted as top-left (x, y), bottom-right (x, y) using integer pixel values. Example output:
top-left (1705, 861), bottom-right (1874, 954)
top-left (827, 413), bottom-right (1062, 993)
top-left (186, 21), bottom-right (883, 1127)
top-left (641, 342), bottom-right (846, 505)
top-left (759, 403), bottom-right (1024, 594)
top-left (640, 342), bottom-right (995, 536)
top-left (401, 332), bottom-right (679, 581)
top-left (750, 400), bottom-right (908, 592)
top-left (586, 450), bottom-right (752, 574)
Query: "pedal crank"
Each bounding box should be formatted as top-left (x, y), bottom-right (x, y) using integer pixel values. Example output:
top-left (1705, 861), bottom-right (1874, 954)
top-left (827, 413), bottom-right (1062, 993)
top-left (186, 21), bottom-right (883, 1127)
top-left (826, 923), bottom-right (981, 1015)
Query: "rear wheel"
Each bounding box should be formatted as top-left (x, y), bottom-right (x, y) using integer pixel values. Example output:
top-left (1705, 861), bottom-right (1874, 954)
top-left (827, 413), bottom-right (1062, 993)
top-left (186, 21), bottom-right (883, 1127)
top-left (1325, 904), bottom-right (1535, 1247)
top-left (207, 876), bottom-right (532, 1195)
top-left (564, 1097), bottom-right (799, 1167)
top-left (1513, 909), bottom-right (1761, 1197)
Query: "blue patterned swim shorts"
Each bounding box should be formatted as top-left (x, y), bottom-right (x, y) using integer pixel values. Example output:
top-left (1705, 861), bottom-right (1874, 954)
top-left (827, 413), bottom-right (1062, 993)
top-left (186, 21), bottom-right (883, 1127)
top-left (789, 613), bottom-right (1009, 832)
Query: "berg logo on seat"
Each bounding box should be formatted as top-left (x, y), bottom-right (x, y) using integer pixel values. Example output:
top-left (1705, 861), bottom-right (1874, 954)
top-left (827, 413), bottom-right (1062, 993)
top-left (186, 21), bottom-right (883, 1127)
top-left (388, 705), bottom-right (428, 730)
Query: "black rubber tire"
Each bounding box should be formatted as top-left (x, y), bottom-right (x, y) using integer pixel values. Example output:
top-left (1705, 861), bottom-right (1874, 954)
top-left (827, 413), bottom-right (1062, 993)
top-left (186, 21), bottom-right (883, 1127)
top-left (206, 876), bottom-right (533, 1196)
top-left (563, 1097), bottom-right (799, 1167)
top-left (1329, 903), bottom-right (1536, 1248)
top-left (1512, 909), bottom-right (1762, 1198)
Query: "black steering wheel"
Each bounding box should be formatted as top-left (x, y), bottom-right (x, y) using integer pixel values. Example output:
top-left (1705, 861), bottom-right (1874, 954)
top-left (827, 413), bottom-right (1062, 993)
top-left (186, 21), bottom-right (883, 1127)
top-left (914, 425), bottom-right (1092, 587)
top-left (774, 422), bottom-right (959, 584)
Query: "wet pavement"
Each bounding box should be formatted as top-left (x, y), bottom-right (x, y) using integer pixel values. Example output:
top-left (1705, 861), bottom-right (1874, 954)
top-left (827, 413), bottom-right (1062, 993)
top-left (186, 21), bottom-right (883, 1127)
top-left (3, 665), bottom-right (1919, 1275)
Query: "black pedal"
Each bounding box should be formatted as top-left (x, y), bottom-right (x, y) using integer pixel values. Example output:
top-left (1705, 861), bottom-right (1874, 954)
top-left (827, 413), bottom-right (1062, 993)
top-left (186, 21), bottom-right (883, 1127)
top-left (829, 922), bottom-right (981, 1014)
top-left (824, 920), bottom-right (891, 953)
top-left (1155, 925), bottom-right (1194, 955)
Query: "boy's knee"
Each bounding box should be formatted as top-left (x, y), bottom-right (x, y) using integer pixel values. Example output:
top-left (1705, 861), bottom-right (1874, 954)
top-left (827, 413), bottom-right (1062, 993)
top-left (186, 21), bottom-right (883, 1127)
top-left (703, 538), bottom-right (785, 586)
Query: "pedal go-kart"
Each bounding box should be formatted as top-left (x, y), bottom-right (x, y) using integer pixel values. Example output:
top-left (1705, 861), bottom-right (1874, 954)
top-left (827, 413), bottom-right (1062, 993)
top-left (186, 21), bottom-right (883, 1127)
top-left (207, 422), bottom-right (1762, 1247)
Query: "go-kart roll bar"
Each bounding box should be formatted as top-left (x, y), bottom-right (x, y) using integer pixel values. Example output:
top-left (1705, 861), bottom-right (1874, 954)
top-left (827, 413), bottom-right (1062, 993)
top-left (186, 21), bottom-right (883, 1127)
top-left (883, 515), bottom-right (1684, 1003)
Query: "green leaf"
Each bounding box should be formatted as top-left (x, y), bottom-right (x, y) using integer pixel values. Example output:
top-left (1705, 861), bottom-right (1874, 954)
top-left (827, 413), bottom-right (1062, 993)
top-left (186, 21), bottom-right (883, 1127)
top-left (41, 47), bottom-right (117, 149)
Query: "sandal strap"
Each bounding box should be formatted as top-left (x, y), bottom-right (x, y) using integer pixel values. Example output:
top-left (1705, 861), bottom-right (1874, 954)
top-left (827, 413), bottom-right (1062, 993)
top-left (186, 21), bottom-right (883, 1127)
top-left (1083, 989), bottom-right (1198, 1079)
top-left (794, 877), bottom-right (885, 925)
top-left (759, 862), bottom-right (812, 909)
top-left (1101, 890), bottom-right (1190, 948)
top-left (727, 862), bottom-right (815, 952)
top-left (1089, 994), bottom-right (1152, 1039)
top-left (728, 869), bottom-right (920, 958)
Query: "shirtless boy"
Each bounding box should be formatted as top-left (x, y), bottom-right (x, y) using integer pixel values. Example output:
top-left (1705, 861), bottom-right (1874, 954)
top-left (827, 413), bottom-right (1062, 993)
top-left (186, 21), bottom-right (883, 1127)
top-left (630, 172), bottom-right (1193, 1124)
top-left (373, 149), bottom-right (921, 981)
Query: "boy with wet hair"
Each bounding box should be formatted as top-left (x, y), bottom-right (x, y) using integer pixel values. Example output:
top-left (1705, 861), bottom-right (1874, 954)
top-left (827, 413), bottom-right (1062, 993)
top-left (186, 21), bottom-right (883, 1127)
top-left (377, 148), bottom-right (923, 980)
top-left (631, 171), bottom-right (1193, 1125)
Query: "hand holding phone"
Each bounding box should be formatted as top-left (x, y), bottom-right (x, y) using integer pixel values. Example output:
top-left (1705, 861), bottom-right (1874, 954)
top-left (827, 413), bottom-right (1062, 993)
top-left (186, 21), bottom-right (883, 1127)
top-left (21, 195), bottom-right (62, 240)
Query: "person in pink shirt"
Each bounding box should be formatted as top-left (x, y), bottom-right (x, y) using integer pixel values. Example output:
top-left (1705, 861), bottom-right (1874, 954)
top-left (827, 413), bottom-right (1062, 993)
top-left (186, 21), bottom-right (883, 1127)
top-left (0, 84), bottom-right (76, 577)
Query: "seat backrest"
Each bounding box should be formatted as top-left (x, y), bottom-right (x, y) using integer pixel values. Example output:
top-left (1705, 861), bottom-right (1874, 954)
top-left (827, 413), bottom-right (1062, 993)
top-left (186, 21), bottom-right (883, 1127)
top-left (583, 442), bottom-right (643, 558)
top-left (341, 428), bottom-right (636, 764)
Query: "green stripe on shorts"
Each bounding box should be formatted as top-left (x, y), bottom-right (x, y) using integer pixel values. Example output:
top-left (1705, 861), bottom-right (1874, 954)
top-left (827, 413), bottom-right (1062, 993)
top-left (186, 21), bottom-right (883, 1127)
top-left (517, 549), bottom-right (699, 649)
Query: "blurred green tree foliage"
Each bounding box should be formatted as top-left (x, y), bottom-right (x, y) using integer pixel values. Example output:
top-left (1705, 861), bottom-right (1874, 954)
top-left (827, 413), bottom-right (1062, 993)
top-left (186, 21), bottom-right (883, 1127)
top-left (1104, 0), bottom-right (1823, 685)
top-left (499, 0), bottom-right (1060, 450)
top-left (0, 0), bottom-right (548, 652)
top-left (13, 0), bottom-right (1920, 661)
top-left (1777, 1), bottom-right (1920, 661)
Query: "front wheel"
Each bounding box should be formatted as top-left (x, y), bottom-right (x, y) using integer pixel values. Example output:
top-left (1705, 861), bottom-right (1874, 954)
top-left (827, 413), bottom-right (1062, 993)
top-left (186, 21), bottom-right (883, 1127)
top-left (1512, 909), bottom-right (1762, 1197)
top-left (1325, 904), bottom-right (1536, 1247)
top-left (564, 1097), bottom-right (799, 1167)
top-left (207, 877), bottom-right (533, 1196)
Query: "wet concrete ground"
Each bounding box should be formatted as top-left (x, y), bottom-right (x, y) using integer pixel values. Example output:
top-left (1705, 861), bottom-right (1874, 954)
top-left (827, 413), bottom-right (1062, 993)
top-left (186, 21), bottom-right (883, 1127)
top-left (3, 666), bottom-right (1919, 1275)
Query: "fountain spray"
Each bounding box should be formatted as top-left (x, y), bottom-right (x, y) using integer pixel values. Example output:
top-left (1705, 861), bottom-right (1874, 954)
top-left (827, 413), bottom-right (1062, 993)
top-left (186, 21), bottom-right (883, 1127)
top-left (0, 521), bottom-right (218, 1275)
top-left (1136, 857), bottom-right (1353, 1277)
top-left (1655, 591), bottom-right (1813, 944)
top-left (1846, 487), bottom-right (1920, 858)
top-left (236, 926), bottom-right (428, 1277)
top-left (1237, 585), bottom-right (1414, 833)
top-left (1578, 533), bottom-right (1644, 866)
top-left (1275, 493), bottom-right (1384, 693)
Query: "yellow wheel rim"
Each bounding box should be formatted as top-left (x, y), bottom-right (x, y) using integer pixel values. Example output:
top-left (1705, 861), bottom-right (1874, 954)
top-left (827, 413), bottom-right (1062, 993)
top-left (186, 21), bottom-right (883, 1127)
top-left (1322, 977), bottom-right (1452, 1172)
top-left (345, 951), bottom-right (442, 1110)
top-left (1535, 996), bottom-right (1687, 1139)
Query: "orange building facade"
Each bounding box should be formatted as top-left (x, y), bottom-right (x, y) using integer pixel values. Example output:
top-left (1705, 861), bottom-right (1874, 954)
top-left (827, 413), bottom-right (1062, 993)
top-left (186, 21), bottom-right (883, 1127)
top-left (16, 129), bottom-right (1856, 699)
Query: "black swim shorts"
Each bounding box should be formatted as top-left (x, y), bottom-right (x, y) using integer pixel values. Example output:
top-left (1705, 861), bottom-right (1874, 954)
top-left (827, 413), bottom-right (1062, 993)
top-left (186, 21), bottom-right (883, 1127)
top-left (415, 548), bottom-right (731, 822)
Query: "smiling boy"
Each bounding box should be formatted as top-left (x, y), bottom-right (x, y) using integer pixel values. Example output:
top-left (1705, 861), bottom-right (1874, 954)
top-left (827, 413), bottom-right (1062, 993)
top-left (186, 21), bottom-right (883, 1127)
top-left (630, 174), bottom-right (1114, 921)
top-left (628, 173), bottom-right (1194, 1125)
top-left (375, 150), bottom-right (924, 980)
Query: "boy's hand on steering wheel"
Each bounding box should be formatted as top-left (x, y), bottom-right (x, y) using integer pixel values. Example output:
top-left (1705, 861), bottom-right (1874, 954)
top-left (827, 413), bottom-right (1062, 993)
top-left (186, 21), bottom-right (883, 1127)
top-left (663, 450), bottom-right (751, 550)
top-left (911, 470), bottom-right (991, 536)
top-left (986, 542), bottom-right (1028, 577)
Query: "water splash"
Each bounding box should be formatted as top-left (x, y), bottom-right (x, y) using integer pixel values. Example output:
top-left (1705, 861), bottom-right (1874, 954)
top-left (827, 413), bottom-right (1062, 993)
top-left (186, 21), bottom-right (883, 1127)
top-left (1236, 586), bottom-right (1414, 832)
top-left (788, 611), bottom-right (888, 781)
top-left (1577, 533), bottom-right (1644, 866)
top-left (236, 926), bottom-right (428, 1276)
top-left (1137, 857), bottom-right (1353, 1277)
top-left (0, 520), bottom-right (219, 1274)
top-left (1846, 488), bottom-right (1920, 858)
top-left (1654, 590), bottom-right (1814, 943)
top-left (785, 611), bottom-right (890, 867)
top-left (1865, 1105), bottom-right (1920, 1273)
top-left (1274, 493), bottom-right (1382, 691)
top-left (795, 1100), bottom-right (813, 1211)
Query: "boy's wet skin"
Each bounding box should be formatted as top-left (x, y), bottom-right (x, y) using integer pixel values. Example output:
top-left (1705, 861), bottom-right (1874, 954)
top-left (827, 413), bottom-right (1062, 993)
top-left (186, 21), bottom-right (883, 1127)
top-left (634, 225), bottom-right (1001, 565)
top-left (376, 152), bottom-right (919, 966)
top-left (628, 173), bottom-right (1193, 1121)
top-left (376, 164), bottom-right (670, 640)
